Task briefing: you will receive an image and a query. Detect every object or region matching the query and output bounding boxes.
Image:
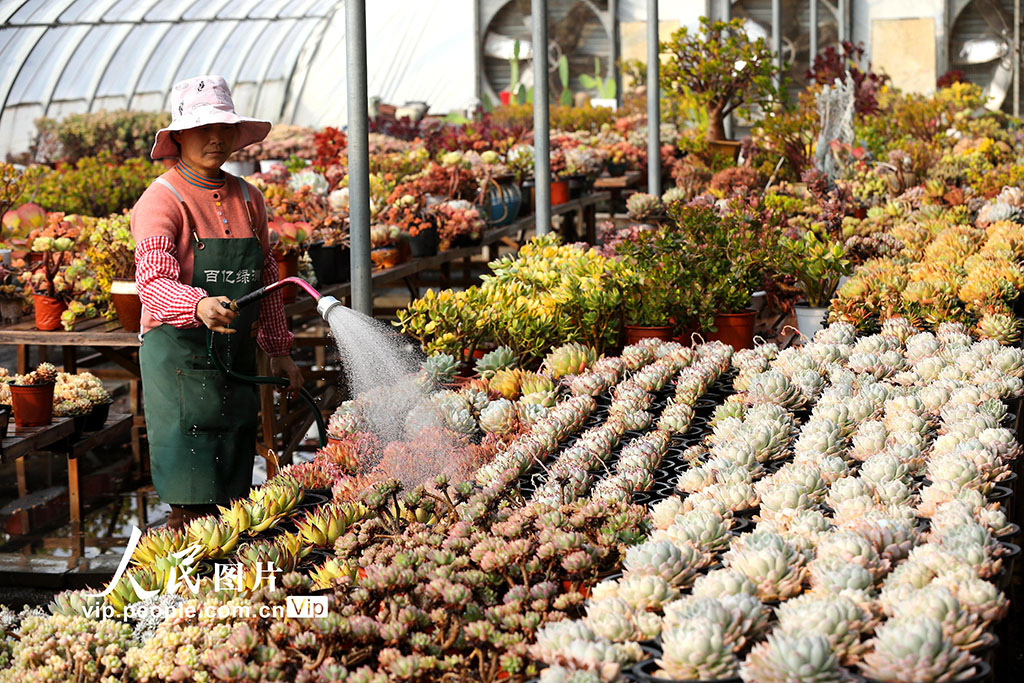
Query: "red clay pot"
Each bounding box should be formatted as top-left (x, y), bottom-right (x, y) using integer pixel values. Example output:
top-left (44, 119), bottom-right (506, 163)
top-left (10, 382), bottom-right (55, 427)
top-left (624, 324), bottom-right (674, 345)
top-left (110, 278), bottom-right (142, 333)
top-left (706, 309), bottom-right (757, 350)
top-left (273, 251), bottom-right (299, 304)
top-left (551, 179), bottom-right (570, 206)
top-left (33, 294), bottom-right (66, 331)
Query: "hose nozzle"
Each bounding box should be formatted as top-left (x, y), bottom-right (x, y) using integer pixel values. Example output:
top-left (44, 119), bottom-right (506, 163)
top-left (316, 295), bottom-right (343, 321)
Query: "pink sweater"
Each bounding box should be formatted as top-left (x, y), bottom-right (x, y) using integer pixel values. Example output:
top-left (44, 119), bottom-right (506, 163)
top-left (130, 170), bottom-right (293, 355)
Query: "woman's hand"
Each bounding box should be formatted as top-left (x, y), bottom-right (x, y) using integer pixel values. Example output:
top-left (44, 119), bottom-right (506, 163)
top-left (270, 355), bottom-right (304, 398)
top-left (196, 296), bottom-right (237, 333)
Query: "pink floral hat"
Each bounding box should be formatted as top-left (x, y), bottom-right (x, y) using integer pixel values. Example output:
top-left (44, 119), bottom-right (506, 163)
top-left (151, 75), bottom-right (272, 159)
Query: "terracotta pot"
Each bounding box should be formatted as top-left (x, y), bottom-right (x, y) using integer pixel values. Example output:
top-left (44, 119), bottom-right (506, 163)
top-left (707, 139), bottom-right (742, 162)
top-left (110, 278), bottom-right (142, 332)
top-left (10, 382), bottom-right (55, 427)
top-left (33, 294), bottom-right (66, 331)
top-left (551, 179), bottom-right (570, 206)
top-left (370, 247), bottom-right (401, 269)
top-left (624, 324), bottom-right (674, 345)
top-left (706, 309), bottom-right (757, 350)
top-left (273, 251), bottom-right (299, 304)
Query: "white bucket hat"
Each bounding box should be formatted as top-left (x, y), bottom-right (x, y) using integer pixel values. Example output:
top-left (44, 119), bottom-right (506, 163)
top-left (151, 75), bottom-right (272, 160)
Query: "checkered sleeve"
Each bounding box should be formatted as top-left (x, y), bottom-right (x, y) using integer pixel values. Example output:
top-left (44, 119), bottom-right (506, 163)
top-left (257, 250), bottom-right (294, 356)
top-left (135, 236), bottom-right (207, 328)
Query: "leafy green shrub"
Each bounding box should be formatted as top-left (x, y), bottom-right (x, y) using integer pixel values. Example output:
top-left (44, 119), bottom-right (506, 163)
top-left (33, 109), bottom-right (170, 164)
top-left (27, 151), bottom-right (162, 217)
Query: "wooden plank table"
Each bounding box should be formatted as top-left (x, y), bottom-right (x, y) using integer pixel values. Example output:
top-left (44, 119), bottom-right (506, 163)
top-left (593, 172), bottom-right (642, 216)
top-left (1, 413), bottom-right (133, 531)
top-left (1, 417), bottom-right (74, 529)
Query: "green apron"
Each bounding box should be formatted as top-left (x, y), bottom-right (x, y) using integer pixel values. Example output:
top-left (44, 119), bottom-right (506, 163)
top-left (140, 176), bottom-right (264, 505)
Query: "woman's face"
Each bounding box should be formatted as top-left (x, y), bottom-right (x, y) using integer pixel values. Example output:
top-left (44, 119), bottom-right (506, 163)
top-left (173, 123), bottom-right (237, 175)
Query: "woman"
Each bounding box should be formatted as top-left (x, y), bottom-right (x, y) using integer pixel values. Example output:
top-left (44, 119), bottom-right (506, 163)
top-left (131, 75), bottom-right (303, 529)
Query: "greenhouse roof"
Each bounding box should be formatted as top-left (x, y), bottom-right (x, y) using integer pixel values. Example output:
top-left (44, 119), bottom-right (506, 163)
top-left (0, 0), bottom-right (476, 158)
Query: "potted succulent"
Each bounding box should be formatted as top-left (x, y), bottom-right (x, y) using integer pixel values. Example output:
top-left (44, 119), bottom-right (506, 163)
top-left (307, 216), bottom-right (350, 285)
top-left (268, 218), bottom-right (310, 303)
top-left (83, 212), bottom-right (139, 331)
top-left (610, 224), bottom-right (686, 343)
top-left (660, 17), bottom-right (783, 158)
top-left (22, 213), bottom-right (81, 331)
top-left (773, 229), bottom-right (851, 338)
top-left (671, 202), bottom-right (775, 349)
top-left (433, 199), bottom-right (485, 249)
top-left (10, 362), bottom-right (58, 427)
top-left (381, 191), bottom-right (437, 257)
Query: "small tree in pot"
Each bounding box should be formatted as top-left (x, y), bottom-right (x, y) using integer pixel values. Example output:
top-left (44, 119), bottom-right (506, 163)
top-left (660, 17), bottom-right (784, 142)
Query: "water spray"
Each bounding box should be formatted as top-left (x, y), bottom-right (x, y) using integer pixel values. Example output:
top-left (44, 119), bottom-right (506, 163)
top-left (205, 276), bottom-right (347, 448)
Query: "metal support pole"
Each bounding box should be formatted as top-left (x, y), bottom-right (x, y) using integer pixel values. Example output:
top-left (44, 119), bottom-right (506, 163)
top-left (809, 0), bottom-right (818, 65)
top-left (838, 0), bottom-right (847, 44)
top-left (346, 0), bottom-right (372, 315)
top-left (610, 0), bottom-right (620, 108)
top-left (646, 0), bottom-right (660, 196)
top-left (1015, 0), bottom-right (1020, 118)
top-left (771, 0), bottom-right (782, 88)
top-left (721, 0), bottom-right (733, 139)
top-left (532, 0), bottom-right (551, 236)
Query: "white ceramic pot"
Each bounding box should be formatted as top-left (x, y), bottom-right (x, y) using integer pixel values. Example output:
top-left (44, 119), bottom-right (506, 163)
top-left (794, 303), bottom-right (829, 340)
top-left (749, 290), bottom-right (767, 313)
top-left (591, 98), bottom-right (617, 110)
top-left (259, 159), bottom-right (284, 173)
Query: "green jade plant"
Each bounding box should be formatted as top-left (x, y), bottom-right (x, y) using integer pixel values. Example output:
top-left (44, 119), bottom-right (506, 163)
top-left (660, 17), bottom-right (783, 141)
top-left (775, 229), bottom-right (852, 308)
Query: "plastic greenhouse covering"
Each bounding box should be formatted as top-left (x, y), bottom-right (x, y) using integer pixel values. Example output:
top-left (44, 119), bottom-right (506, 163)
top-left (0, 0), bottom-right (477, 158)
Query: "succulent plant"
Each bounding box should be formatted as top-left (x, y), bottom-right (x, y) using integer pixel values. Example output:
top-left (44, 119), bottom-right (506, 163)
top-left (615, 573), bottom-right (679, 612)
top-left (746, 370), bottom-right (807, 410)
top-left (48, 589), bottom-right (104, 618)
top-left (858, 617), bottom-right (982, 683)
top-left (775, 595), bottom-right (870, 663)
top-left (544, 342), bottom-right (598, 379)
top-left (625, 539), bottom-right (704, 587)
top-left (723, 544), bottom-right (805, 602)
top-left (739, 632), bottom-right (843, 683)
top-left (474, 345), bottom-right (517, 379)
top-left (975, 309), bottom-right (1021, 345)
top-left (663, 594), bottom-right (767, 652)
top-left (185, 515), bottom-right (239, 560)
top-left (479, 398), bottom-right (520, 435)
top-left (625, 192), bottom-right (663, 221)
top-left (421, 352), bottom-right (461, 385)
top-left (656, 619), bottom-right (739, 681)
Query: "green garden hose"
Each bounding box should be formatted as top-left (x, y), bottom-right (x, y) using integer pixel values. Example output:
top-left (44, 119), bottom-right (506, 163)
top-left (206, 329), bottom-right (328, 448)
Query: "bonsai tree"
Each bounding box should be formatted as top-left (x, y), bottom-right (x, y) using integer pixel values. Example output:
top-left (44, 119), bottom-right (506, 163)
top-left (660, 17), bottom-right (784, 141)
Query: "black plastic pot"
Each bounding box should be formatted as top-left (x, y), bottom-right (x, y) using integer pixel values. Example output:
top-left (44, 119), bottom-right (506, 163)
top-left (307, 242), bottom-right (351, 285)
top-left (632, 490), bottom-right (653, 506)
top-left (83, 400), bottom-right (112, 431)
top-left (632, 659), bottom-right (741, 683)
top-left (858, 661), bottom-right (989, 683)
top-left (294, 491), bottom-right (330, 511)
top-left (0, 404), bottom-right (10, 439)
top-left (408, 225), bottom-right (440, 257)
top-left (988, 485), bottom-right (1013, 503)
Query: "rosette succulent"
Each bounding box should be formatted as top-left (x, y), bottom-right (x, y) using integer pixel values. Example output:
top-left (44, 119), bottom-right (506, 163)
top-left (656, 619), bottom-right (739, 681)
top-left (858, 617), bottom-right (982, 683)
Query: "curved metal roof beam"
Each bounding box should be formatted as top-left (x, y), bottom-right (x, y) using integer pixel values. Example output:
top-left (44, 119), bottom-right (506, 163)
top-left (250, 18), bottom-right (304, 119)
top-left (284, 6), bottom-right (336, 123)
top-left (0, 26), bottom-right (48, 125)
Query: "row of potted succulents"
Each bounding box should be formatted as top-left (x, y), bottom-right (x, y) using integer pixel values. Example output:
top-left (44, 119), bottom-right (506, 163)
top-left (527, 321), bottom-right (1019, 682)
top-left (0, 362), bottom-right (112, 434)
top-left (1, 318), bottom-right (1020, 681)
